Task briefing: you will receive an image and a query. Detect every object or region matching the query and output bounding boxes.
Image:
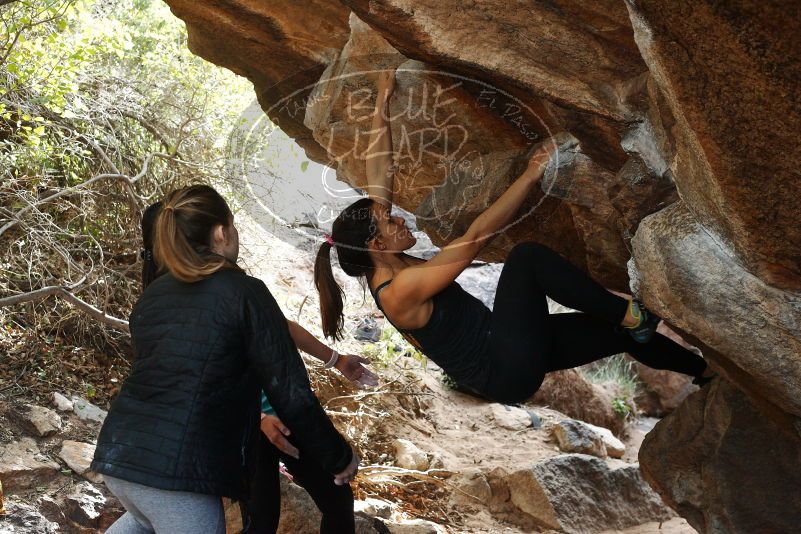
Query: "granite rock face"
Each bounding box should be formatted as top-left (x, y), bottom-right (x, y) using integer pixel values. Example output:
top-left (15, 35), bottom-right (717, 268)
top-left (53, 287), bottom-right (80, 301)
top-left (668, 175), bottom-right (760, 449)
top-left (342, 0), bottom-right (650, 171)
top-left (625, 0), bottom-right (801, 290)
top-left (161, 0), bottom-right (801, 529)
top-left (162, 0), bottom-right (680, 290)
top-left (488, 454), bottom-right (673, 533)
top-left (639, 380), bottom-right (801, 533)
top-left (631, 201), bottom-right (801, 419)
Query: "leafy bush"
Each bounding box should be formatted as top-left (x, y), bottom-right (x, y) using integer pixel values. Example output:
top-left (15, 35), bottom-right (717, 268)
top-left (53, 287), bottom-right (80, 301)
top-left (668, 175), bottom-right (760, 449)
top-left (0, 0), bottom-right (259, 355)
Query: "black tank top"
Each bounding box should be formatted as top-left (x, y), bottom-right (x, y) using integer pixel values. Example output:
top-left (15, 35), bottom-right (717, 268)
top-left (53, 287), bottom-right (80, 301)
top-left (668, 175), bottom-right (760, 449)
top-left (371, 279), bottom-right (493, 394)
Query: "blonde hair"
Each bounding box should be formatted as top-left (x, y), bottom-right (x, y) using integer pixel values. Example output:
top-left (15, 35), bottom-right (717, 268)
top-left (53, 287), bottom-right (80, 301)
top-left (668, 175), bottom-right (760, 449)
top-left (153, 185), bottom-right (240, 283)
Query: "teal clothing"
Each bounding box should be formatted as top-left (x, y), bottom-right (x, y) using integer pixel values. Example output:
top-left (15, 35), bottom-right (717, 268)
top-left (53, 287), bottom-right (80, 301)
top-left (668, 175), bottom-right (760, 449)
top-left (260, 391), bottom-right (276, 416)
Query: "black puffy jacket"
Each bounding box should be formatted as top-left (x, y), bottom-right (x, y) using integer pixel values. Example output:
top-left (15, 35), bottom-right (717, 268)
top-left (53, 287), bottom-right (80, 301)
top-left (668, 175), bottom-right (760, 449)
top-left (91, 269), bottom-right (352, 498)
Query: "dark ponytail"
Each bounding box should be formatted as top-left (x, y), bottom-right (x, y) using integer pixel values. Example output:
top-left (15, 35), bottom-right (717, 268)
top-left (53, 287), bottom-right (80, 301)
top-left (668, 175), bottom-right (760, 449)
top-left (140, 201), bottom-right (163, 289)
top-left (314, 242), bottom-right (345, 340)
top-left (313, 197), bottom-right (379, 340)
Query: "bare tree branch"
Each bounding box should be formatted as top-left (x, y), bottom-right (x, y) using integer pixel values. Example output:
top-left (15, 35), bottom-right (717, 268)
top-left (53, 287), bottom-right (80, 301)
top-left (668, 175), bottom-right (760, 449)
top-left (0, 284), bottom-right (129, 331)
top-left (120, 110), bottom-right (181, 157)
top-left (0, 151), bottom-right (175, 238)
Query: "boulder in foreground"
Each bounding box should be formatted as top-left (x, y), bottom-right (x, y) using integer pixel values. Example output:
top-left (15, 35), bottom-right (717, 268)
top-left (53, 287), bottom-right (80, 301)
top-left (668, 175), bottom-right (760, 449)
top-left (639, 379), bottom-right (801, 533)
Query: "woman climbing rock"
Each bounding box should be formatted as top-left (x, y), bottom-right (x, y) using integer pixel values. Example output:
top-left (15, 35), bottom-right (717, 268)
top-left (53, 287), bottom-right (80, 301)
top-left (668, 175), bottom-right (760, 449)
top-left (313, 69), bottom-right (715, 406)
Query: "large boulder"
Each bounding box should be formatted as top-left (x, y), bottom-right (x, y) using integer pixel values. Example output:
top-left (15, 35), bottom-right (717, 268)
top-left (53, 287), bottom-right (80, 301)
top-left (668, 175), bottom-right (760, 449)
top-left (625, 0), bottom-right (801, 290)
top-left (162, 0), bottom-right (679, 291)
top-left (631, 201), bottom-right (801, 419)
top-left (157, 1), bottom-right (801, 528)
top-left (486, 454), bottom-right (673, 533)
top-left (639, 380), bottom-right (801, 533)
top-left (341, 0), bottom-right (650, 171)
top-left (532, 368), bottom-right (626, 436)
top-left (622, 3), bottom-right (801, 525)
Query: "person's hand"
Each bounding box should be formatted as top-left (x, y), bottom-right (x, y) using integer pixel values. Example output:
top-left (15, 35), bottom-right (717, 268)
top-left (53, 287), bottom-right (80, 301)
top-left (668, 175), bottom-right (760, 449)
top-left (377, 69), bottom-right (396, 99)
top-left (260, 414), bottom-right (299, 459)
top-left (335, 353), bottom-right (379, 388)
top-left (525, 138), bottom-right (559, 177)
top-left (333, 447), bottom-right (360, 486)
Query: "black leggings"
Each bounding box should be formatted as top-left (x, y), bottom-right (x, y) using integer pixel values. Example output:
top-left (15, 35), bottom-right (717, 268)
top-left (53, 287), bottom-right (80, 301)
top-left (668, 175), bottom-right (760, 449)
top-left (244, 433), bottom-right (355, 534)
top-left (483, 242), bottom-right (707, 403)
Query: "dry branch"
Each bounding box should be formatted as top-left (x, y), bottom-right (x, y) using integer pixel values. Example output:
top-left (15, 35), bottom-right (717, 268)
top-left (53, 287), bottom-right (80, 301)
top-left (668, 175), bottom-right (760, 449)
top-left (0, 151), bottom-right (174, 238)
top-left (0, 284), bottom-right (129, 331)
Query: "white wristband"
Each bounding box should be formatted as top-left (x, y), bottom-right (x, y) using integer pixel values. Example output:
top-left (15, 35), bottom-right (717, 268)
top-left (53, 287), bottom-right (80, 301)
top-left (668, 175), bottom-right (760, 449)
top-left (324, 349), bottom-right (340, 369)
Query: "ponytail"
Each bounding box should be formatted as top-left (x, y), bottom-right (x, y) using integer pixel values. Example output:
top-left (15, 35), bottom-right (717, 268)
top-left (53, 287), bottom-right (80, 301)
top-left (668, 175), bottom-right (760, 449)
top-left (140, 201), bottom-right (163, 289)
top-left (153, 185), bottom-right (240, 283)
top-left (314, 241), bottom-right (345, 340)
top-left (313, 197), bottom-right (379, 340)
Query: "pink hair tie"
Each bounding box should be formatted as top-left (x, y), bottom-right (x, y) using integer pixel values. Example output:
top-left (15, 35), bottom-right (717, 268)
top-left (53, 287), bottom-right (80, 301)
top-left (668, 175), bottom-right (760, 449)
top-left (324, 233), bottom-right (335, 246)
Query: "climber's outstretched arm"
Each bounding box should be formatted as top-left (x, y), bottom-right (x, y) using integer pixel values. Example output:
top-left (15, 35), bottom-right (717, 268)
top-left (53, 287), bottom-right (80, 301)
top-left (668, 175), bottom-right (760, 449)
top-left (390, 144), bottom-right (556, 304)
top-left (364, 69), bottom-right (396, 212)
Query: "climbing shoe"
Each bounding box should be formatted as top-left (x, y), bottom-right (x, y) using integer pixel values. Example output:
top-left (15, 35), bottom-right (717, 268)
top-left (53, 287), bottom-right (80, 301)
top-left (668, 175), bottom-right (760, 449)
top-left (624, 299), bottom-right (661, 344)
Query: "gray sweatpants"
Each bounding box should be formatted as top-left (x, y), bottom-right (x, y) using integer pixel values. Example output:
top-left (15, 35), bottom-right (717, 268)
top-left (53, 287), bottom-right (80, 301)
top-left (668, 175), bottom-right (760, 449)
top-left (103, 475), bottom-right (225, 534)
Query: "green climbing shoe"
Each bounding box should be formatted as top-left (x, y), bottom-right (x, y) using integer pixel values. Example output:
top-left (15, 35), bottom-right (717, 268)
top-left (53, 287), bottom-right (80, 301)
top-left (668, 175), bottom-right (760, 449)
top-left (624, 300), bottom-right (661, 343)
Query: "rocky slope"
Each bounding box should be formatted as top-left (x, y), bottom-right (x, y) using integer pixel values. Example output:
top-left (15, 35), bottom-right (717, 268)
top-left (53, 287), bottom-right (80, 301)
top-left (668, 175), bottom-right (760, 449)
top-left (162, 1), bottom-right (801, 532)
top-left (1, 209), bottom-right (704, 534)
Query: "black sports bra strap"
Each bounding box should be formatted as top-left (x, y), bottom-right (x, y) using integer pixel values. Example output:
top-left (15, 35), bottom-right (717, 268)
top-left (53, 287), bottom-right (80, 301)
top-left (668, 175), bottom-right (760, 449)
top-left (375, 279), bottom-right (393, 294)
top-left (372, 279), bottom-right (393, 311)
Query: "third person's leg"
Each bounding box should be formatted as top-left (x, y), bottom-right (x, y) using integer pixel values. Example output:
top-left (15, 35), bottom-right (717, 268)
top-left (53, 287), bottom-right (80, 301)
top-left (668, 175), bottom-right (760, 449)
top-left (280, 449), bottom-right (355, 534)
top-left (243, 433), bottom-right (282, 534)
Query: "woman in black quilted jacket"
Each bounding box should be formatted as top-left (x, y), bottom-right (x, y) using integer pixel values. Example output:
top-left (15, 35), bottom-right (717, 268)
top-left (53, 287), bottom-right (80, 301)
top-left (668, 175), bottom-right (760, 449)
top-left (135, 200), bottom-right (376, 534)
top-left (92, 185), bottom-right (359, 533)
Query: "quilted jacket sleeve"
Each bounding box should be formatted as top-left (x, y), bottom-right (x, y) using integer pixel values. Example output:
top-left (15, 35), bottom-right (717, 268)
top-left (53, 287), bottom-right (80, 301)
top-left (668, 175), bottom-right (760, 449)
top-left (241, 276), bottom-right (353, 474)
